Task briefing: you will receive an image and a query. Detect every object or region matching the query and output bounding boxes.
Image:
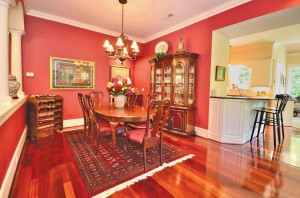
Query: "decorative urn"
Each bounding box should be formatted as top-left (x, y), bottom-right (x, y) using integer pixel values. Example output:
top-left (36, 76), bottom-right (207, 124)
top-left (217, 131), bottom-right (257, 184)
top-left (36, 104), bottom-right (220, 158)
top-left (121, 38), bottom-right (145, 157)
top-left (8, 74), bottom-right (20, 99)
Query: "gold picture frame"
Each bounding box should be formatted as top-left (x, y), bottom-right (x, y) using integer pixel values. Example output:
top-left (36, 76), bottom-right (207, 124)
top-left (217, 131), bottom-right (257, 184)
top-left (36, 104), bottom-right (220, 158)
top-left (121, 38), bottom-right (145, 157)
top-left (215, 65), bottom-right (226, 81)
top-left (50, 57), bottom-right (95, 90)
top-left (110, 65), bottom-right (130, 80)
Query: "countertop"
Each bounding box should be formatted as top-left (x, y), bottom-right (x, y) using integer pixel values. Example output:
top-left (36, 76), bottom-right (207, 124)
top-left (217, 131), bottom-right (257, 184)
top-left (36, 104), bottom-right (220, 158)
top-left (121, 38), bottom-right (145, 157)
top-left (210, 96), bottom-right (272, 100)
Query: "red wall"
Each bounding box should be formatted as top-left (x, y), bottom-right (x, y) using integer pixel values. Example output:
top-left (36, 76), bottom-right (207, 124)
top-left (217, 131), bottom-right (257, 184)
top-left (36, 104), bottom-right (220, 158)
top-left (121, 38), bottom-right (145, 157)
top-left (135, 0), bottom-right (300, 129)
top-left (22, 0), bottom-right (300, 127)
top-left (22, 16), bottom-right (136, 120)
top-left (0, 104), bottom-right (26, 187)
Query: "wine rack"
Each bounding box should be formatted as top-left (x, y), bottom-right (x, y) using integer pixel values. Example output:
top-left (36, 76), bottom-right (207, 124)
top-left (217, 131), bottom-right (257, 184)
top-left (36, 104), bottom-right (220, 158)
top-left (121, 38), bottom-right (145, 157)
top-left (27, 95), bottom-right (63, 140)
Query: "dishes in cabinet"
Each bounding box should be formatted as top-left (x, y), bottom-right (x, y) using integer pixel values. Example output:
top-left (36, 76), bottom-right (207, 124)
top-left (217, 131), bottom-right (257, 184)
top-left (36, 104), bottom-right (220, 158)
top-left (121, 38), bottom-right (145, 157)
top-left (175, 78), bottom-right (184, 84)
top-left (165, 78), bottom-right (171, 83)
top-left (175, 97), bottom-right (184, 103)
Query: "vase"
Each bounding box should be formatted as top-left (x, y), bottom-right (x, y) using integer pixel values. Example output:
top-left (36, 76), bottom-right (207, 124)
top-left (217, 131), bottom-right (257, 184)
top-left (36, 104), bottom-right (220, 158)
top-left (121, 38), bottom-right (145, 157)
top-left (8, 74), bottom-right (20, 99)
top-left (177, 38), bottom-right (184, 53)
top-left (114, 94), bottom-right (126, 108)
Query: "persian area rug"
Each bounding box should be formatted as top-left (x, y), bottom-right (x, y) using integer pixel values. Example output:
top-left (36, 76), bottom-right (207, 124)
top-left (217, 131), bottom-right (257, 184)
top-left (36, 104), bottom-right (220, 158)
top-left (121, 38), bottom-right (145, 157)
top-left (64, 130), bottom-right (194, 198)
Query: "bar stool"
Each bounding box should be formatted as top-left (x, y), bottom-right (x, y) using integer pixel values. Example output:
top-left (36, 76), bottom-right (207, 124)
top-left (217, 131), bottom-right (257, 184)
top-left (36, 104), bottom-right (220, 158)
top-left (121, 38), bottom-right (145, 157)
top-left (250, 94), bottom-right (289, 148)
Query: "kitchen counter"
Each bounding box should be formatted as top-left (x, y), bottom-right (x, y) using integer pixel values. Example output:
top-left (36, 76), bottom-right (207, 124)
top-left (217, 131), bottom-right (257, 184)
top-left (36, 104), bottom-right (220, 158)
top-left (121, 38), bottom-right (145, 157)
top-left (210, 96), bottom-right (271, 100)
top-left (208, 97), bottom-right (294, 144)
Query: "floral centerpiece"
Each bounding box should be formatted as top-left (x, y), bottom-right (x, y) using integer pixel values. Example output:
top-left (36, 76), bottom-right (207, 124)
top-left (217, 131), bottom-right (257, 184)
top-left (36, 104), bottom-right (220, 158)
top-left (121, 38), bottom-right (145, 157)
top-left (106, 77), bottom-right (137, 108)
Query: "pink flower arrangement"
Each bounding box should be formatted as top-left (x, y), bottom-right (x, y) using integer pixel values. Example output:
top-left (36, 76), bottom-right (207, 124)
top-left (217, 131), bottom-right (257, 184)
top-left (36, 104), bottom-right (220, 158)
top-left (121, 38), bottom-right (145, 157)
top-left (106, 77), bottom-right (137, 96)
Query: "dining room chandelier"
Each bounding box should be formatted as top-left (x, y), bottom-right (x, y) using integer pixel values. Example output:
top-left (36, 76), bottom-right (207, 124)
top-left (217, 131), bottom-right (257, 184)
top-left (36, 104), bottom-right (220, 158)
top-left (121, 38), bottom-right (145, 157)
top-left (103, 0), bottom-right (139, 65)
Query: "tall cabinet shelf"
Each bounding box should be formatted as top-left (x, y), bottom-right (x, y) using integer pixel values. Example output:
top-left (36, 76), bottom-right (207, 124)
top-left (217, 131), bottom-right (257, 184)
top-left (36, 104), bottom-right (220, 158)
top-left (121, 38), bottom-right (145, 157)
top-left (149, 52), bottom-right (199, 136)
top-left (27, 95), bottom-right (63, 140)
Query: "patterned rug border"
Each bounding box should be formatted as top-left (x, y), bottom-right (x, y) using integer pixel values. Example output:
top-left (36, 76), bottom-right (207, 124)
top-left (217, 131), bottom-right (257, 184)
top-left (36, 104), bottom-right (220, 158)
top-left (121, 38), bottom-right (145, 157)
top-left (93, 154), bottom-right (195, 198)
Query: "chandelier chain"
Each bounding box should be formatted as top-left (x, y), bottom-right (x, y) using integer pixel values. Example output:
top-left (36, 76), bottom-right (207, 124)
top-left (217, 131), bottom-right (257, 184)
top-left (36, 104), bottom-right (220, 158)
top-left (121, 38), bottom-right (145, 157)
top-left (122, 4), bottom-right (124, 35)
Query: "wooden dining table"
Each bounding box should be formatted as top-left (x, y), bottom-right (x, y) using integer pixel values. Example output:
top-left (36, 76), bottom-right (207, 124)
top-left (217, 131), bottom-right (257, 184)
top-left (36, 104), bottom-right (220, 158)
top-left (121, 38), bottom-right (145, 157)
top-left (94, 102), bottom-right (150, 150)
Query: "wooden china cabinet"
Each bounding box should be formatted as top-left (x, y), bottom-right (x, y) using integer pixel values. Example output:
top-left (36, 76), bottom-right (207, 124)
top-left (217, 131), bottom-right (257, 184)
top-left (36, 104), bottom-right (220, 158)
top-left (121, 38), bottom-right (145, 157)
top-left (149, 52), bottom-right (198, 136)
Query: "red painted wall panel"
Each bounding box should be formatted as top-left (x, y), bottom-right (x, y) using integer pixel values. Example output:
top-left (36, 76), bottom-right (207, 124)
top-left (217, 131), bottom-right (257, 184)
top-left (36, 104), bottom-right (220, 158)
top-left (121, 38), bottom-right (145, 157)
top-left (22, 16), bottom-right (136, 120)
top-left (0, 104), bottom-right (26, 187)
top-left (135, 0), bottom-right (300, 129)
top-left (22, 0), bottom-right (300, 127)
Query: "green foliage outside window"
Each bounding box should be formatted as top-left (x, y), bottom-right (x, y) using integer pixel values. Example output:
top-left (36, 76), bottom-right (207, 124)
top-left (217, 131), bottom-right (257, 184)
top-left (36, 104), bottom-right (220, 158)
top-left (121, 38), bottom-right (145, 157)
top-left (288, 67), bottom-right (300, 97)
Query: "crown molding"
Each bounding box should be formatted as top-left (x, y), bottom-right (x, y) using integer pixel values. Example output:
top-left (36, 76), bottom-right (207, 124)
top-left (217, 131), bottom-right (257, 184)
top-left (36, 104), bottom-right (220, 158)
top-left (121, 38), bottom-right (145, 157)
top-left (27, 9), bottom-right (145, 43)
top-left (144, 0), bottom-right (252, 42)
top-left (26, 0), bottom-right (251, 44)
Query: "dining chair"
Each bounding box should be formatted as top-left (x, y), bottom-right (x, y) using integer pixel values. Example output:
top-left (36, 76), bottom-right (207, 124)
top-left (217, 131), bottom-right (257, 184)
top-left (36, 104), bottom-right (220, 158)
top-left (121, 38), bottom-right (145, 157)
top-left (78, 93), bottom-right (92, 141)
top-left (125, 93), bottom-right (158, 129)
top-left (126, 93), bottom-right (137, 108)
top-left (250, 94), bottom-right (289, 148)
top-left (85, 94), bottom-right (125, 150)
top-left (90, 91), bottom-right (103, 104)
top-left (123, 99), bottom-right (171, 172)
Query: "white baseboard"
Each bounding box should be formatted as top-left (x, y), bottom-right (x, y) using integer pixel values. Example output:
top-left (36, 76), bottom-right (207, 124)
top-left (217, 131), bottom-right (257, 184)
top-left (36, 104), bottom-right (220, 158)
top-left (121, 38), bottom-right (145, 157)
top-left (63, 118), bottom-right (84, 128)
top-left (0, 126), bottom-right (27, 198)
top-left (195, 126), bottom-right (209, 139)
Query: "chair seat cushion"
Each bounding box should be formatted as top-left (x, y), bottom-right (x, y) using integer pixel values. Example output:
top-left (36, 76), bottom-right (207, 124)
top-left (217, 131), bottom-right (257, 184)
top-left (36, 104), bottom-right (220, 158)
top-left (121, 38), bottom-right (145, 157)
top-left (126, 121), bottom-right (147, 129)
top-left (98, 121), bottom-right (125, 133)
top-left (126, 129), bottom-right (145, 144)
top-left (125, 129), bottom-right (160, 144)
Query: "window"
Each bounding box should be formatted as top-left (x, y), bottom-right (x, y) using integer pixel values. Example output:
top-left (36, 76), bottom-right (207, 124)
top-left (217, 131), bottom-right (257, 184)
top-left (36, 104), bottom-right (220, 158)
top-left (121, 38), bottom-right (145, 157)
top-left (287, 67), bottom-right (300, 97)
top-left (228, 65), bottom-right (252, 89)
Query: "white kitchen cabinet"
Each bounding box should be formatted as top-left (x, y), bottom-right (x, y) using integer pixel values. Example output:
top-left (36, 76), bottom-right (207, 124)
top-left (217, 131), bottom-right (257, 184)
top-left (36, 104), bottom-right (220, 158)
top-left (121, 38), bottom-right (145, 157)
top-left (209, 97), bottom-right (268, 144)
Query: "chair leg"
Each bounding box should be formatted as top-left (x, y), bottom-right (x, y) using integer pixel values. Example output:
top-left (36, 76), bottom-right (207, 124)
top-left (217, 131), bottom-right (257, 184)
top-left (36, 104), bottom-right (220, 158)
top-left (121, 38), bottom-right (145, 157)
top-left (257, 111), bottom-right (265, 138)
top-left (276, 113), bottom-right (281, 143)
top-left (143, 147), bottom-right (147, 173)
top-left (280, 112), bottom-right (284, 139)
top-left (272, 114), bottom-right (277, 148)
top-left (160, 144), bottom-right (163, 166)
top-left (250, 111), bottom-right (259, 141)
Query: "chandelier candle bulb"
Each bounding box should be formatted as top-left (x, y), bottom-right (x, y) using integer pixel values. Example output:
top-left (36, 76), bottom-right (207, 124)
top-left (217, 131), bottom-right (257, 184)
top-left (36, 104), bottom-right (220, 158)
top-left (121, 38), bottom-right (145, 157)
top-left (116, 38), bottom-right (124, 46)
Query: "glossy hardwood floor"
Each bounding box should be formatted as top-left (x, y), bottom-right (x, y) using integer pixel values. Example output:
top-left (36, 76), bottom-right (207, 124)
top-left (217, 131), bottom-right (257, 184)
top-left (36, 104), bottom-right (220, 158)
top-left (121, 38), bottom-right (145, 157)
top-left (10, 126), bottom-right (300, 198)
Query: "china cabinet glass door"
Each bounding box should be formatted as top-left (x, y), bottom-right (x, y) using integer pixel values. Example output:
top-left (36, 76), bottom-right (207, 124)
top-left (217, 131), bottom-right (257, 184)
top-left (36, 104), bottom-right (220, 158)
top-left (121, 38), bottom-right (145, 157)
top-left (150, 65), bottom-right (155, 94)
top-left (155, 67), bottom-right (163, 100)
top-left (173, 61), bottom-right (185, 105)
top-left (188, 62), bottom-right (195, 105)
top-left (164, 64), bottom-right (171, 100)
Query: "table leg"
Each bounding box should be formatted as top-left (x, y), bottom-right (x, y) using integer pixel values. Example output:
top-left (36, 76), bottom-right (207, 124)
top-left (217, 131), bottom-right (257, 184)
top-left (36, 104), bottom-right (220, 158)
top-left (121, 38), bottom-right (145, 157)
top-left (109, 122), bottom-right (118, 150)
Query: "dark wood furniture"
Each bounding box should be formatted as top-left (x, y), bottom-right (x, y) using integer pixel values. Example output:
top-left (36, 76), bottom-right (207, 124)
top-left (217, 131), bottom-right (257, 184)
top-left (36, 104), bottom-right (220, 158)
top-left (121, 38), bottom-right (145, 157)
top-left (149, 52), bottom-right (198, 136)
top-left (250, 94), bottom-right (289, 147)
top-left (27, 95), bottom-right (63, 140)
top-left (125, 93), bottom-right (158, 129)
top-left (124, 100), bottom-right (171, 172)
top-left (94, 102), bottom-right (152, 150)
top-left (136, 94), bottom-right (143, 106)
top-left (85, 95), bottom-right (125, 150)
top-left (78, 93), bottom-right (91, 141)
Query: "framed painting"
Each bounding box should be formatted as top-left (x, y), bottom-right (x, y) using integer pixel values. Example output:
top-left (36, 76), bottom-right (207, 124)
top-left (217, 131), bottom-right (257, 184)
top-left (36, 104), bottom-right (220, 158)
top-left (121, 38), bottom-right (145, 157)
top-left (110, 65), bottom-right (130, 80)
top-left (215, 66), bottom-right (226, 81)
top-left (50, 57), bottom-right (95, 90)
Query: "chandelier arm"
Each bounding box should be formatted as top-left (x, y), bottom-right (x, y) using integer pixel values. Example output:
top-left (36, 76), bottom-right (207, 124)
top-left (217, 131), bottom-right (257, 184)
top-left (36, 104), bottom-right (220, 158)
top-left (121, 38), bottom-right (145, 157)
top-left (126, 54), bottom-right (137, 60)
top-left (105, 52), bottom-right (119, 60)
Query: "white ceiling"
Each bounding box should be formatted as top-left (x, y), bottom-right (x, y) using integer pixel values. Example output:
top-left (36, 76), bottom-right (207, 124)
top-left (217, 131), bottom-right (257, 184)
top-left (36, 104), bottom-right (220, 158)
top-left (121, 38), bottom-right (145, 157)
top-left (23, 0), bottom-right (251, 43)
top-left (217, 6), bottom-right (300, 54)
